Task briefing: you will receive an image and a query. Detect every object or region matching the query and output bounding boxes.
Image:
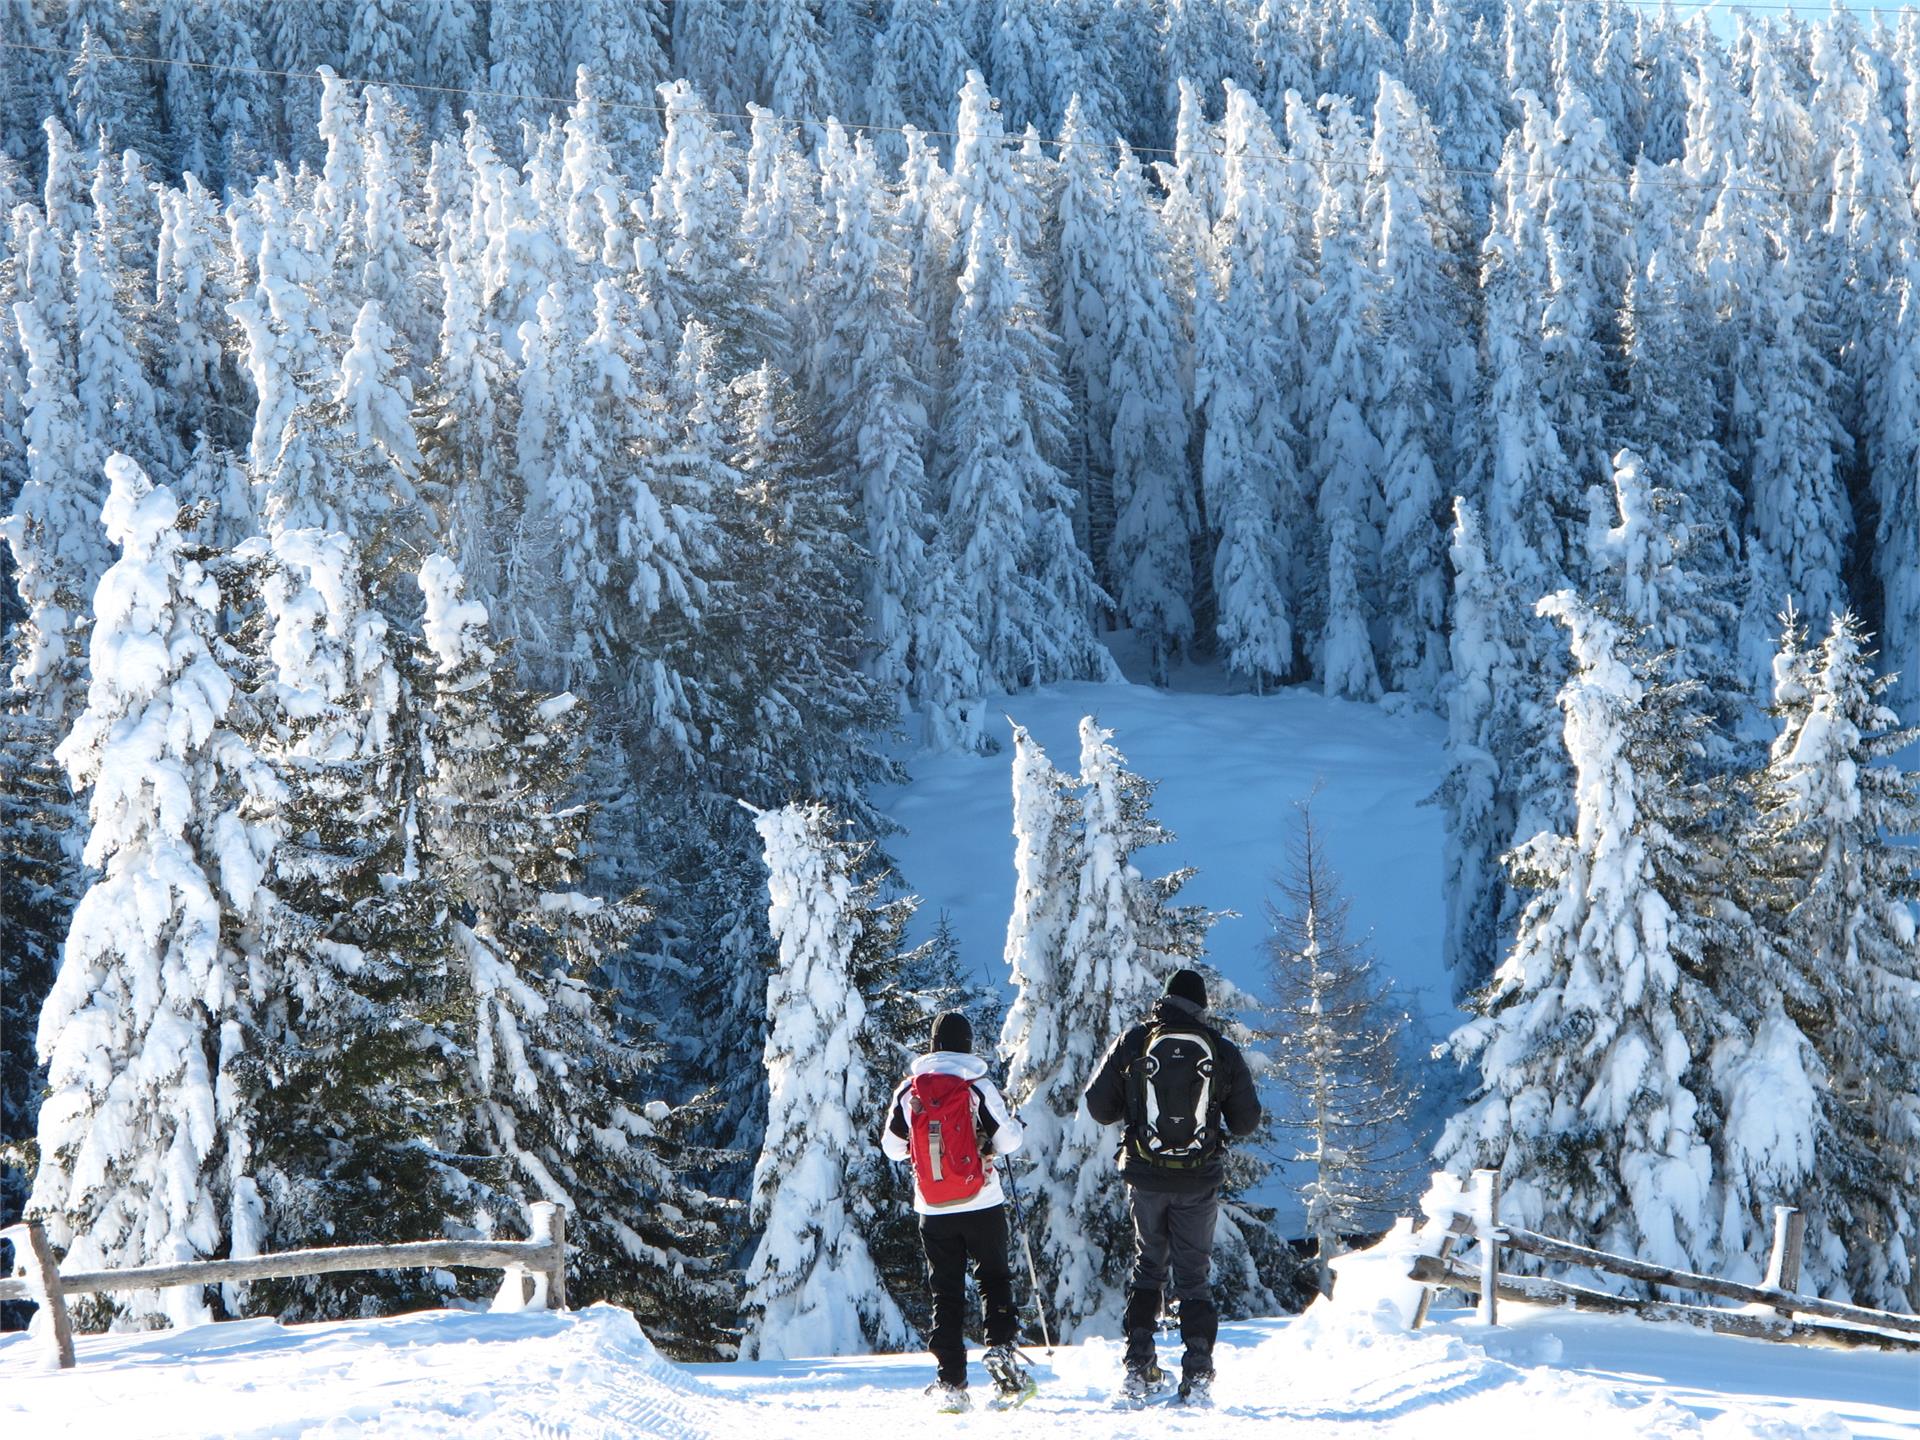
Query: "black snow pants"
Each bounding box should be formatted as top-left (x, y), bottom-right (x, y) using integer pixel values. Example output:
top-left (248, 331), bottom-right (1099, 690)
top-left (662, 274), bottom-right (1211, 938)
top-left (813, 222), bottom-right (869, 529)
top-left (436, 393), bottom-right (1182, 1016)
top-left (1122, 1185), bottom-right (1220, 1379)
top-left (920, 1203), bottom-right (1018, 1387)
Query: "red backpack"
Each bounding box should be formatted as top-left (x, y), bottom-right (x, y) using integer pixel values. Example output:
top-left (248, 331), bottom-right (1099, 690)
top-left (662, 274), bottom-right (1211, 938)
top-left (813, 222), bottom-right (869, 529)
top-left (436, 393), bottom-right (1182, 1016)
top-left (906, 1072), bottom-right (987, 1207)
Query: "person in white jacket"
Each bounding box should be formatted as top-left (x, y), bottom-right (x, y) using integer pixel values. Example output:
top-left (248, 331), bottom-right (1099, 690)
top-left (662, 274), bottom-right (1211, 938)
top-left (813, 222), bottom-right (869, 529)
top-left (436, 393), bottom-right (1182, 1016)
top-left (880, 1011), bottom-right (1028, 1410)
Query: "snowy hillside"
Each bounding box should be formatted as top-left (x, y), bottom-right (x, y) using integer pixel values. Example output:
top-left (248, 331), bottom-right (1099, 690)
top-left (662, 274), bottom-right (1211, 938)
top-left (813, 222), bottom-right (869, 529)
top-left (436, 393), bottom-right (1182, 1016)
top-left (877, 675), bottom-right (1451, 1035)
top-left (4, 1300), bottom-right (1910, 1440)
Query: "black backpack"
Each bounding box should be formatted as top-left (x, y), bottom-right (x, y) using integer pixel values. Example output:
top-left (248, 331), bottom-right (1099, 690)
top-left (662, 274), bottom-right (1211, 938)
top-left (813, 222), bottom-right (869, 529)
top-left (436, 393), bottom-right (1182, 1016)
top-left (1124, 1022), bottom-right (1220, 1169)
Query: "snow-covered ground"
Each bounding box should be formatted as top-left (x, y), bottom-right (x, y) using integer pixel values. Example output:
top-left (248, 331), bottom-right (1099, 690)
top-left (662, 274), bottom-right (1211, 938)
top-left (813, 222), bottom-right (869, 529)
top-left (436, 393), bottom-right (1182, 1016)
top-left (4, 1301), bottom-right (1911, 1440)
top-left (876, 676), bottom-right (1452, 1032)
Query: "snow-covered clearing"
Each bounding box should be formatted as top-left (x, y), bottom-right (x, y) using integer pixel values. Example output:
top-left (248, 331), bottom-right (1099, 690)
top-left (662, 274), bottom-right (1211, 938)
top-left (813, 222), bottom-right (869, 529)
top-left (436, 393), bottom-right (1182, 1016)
top-left (877, 675), bottom-right (1451, 1228)
top-left (3, 1301), bottom-right (1910, 1440)
top-left (877, 677), bottom-right (1451, 1032)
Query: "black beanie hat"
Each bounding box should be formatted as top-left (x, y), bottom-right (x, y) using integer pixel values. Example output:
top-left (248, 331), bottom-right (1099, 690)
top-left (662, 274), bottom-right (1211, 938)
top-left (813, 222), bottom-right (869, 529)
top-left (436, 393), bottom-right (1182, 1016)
top-left (1165, 968), bottom-right (1208, 1011)
top-left (930, 1010), bottom-right (974, 1054)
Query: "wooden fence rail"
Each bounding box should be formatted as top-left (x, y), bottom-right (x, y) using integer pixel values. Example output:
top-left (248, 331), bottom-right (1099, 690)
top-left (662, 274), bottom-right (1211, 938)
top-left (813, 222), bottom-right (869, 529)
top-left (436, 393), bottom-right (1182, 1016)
top-left (1410, 1253), bottom-right (1913, 1352)
top-left (1, 1201), bottom-right (567, 1372)
top-left (1406, 1171), bottom-right (1918, 1354)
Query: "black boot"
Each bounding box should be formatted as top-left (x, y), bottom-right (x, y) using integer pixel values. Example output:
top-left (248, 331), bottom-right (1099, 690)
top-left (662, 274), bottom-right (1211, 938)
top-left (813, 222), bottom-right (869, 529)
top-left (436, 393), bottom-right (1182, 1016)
top-left (1178, 1292), bottom-right (1218, 1385)
top-left (1122, 1286), bottom-right (1163, 1378)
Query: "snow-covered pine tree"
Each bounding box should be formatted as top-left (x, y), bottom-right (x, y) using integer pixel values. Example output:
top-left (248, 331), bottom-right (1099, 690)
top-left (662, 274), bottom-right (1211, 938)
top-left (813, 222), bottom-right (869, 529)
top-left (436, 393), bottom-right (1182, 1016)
top-left (1307, 96), bottom-right (1384, 700)
top-left (756, 0), bottom-right (841, 126)
top-left (1252, 0), bottom-right (1312, 117)
top-left (633, 351), bottom-right (892, 1200)
top-left (1637, 0), bottom-right (1695, 166)
top-left (0, 322), bottom-right (93, 1224)
top-left (1315, 0), bottom-right (1400, 112)
top-left (1821, 53), bottom-right (1910, 471)
top-left (601, 316), bottom-right (724, 786)
top-left (1101, 140), bottom-right (1194, 681)
top-left (1746, 613), bottom-right (1920, 1310)
top-left (357, 86), bottom-right (432, 365)
top-left (229, 197), bottom-right (334, 479)
top-left (262, 299), bottom-right (423, 550)
top-left (1620, 158), bottom-right (1740, 655)
top-left (1366, 75), bottom-right (1460, 704)
top-left (556, 69), bottom-right (635, 275)
top-left (1408, 0), bottom-right (1506, 240)
top-left (0, 0), bottom-right (51, 172)
top-left (1161, 77), bottom-right (1225, 271)
top-left (345, 0), bottom-right (416, 87)
top-left (741, 801), bottom-right (909, 1360)
top-left (569, 6), bottom-right (670, 173)
top-left (741, 102), bottom-right (819, 385)
top-left (421, 235), bottom-right (518, 637)
top-left (937, 188), bottom-right (1109, 701)
top-left (1467, 102), bottom-right (1581, 952)
top-left (670, 0), bottom-right (742, 116)
top-left (716, 361), bottom-right (894, 819)
top-left (893, 122), bottom-right (958, 386)
top-left (1198, 83), bottom-right (1308, 692)
top-left (1539, 80), bottom-right (1628, 504)
top-left (1875, 250), bottom-right (1920, 714)
top-left (201, 0), bottom-right (273, 188)
top-left (73, 157), bottom-right (163, 481)
top-left (514, 276), bottom-right (611, 692)
top-left (1584, 448), bottom-right (1738, 719)
top-left (39, 115), bottom-right (90, 248)
top-left (1053, 95), bottom-right (1114, 566)
top-left (999, 718), bottom-right (1083, 1226)
top-left (486, 0), bottom-right (564, 148)
top-left (1028, 716), bottom-right (1213, 1337)
top-left (1438, 589), bottom-right (1736, 1274)
top-left (1480, 99), bottom-right (1581, 596)
top-left (417, 0), bottom-right (483, 101)
top-left (1264, 799), bottom-right (1424, 1291)
top-left (4, 287), bottom-right (111, 730)
top-left (814, 120), bottom-right (932, 704)
top-left (989, 0), bottom-right (1065, 139)
top-left (238, 525), bottom-right (466, 1322)
top-left (649, 80), bottom-right (759, 367)
top-left (413, 554), bottom-right (732, 1353)
top-left (1738, 195), bottom-right (1851, 700)
top-left (29, 456), bottom-right (278, 1328)
top-left (154, 174), bottom-right (242, 455)
top-left (1437, 499), bottom-right (1521, 997)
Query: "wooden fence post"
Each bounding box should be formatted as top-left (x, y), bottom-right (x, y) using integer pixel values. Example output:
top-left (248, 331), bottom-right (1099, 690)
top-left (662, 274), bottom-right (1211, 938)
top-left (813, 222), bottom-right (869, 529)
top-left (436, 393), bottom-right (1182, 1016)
top-left (19, 1221), bottom-right (76, 1370)
top-left (1473, 1169), bottom-right (1501, 1328)
top-left (528, 1203), bottom-right (566, 1311)
top-left (1765, 1206), bottom-right (1806, 1320)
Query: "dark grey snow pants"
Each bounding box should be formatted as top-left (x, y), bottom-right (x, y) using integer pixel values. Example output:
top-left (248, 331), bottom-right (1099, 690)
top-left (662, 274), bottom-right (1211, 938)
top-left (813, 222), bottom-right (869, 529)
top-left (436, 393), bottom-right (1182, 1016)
top-left (1122, 1185), bottom-right (1220, 1378)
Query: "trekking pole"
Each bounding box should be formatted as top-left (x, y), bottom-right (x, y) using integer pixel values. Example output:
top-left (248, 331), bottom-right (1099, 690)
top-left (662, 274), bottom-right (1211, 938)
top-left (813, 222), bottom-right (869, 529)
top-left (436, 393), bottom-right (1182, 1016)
top-left (1003, 1162), bottom-right (1055, 1355)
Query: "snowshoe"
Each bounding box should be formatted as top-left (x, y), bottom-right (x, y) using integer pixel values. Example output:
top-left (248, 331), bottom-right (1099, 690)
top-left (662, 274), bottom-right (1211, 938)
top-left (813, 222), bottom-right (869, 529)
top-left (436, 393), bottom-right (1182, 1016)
top-left (983, 1344), bottom-right (1037, 1410)
top-left (1178, 1370), bottom-right (1215, 1408)
top-left (926, 1381), bottom-right (971, 1414)
top-left (1116, 1359), bottom-right (1171, 1409)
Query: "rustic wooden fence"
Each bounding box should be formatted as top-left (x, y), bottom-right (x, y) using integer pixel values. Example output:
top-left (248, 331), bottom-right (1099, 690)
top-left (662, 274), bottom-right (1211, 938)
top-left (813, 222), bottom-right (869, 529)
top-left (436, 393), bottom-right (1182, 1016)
top-left (0, 1202), bottom-right (567, 1371)
top-left (1406, 1169), bottom-right (1918, 1353)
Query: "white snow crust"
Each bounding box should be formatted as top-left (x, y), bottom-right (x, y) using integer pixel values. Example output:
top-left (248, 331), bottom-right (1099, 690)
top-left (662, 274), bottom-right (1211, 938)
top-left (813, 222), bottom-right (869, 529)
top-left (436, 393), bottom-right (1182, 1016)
top-left (3, 1297), bottom-right (1910, 1440)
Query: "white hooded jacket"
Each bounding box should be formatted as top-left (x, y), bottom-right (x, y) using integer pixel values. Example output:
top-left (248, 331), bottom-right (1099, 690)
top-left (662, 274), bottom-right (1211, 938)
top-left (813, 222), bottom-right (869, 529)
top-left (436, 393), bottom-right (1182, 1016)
top-left (881, 1051), bottom-right (1025, 1215)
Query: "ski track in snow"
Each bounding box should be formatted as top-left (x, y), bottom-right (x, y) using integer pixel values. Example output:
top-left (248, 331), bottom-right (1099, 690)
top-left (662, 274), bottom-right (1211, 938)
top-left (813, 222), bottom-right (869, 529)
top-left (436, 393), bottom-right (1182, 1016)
top-left (4, 1304), bottom-right (1911, 1439)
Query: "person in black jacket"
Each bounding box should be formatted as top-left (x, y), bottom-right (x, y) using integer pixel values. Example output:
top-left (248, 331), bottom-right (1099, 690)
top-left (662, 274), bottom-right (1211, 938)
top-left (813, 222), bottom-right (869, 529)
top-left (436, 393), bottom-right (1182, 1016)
top-left (1084, 968), bottom-right (1260, 1403)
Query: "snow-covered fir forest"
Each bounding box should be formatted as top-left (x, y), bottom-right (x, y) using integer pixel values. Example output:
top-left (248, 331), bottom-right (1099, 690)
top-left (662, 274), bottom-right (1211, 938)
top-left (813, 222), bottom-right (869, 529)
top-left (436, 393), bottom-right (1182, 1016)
top-left (2, 0), bottom-right (1919, 1362)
